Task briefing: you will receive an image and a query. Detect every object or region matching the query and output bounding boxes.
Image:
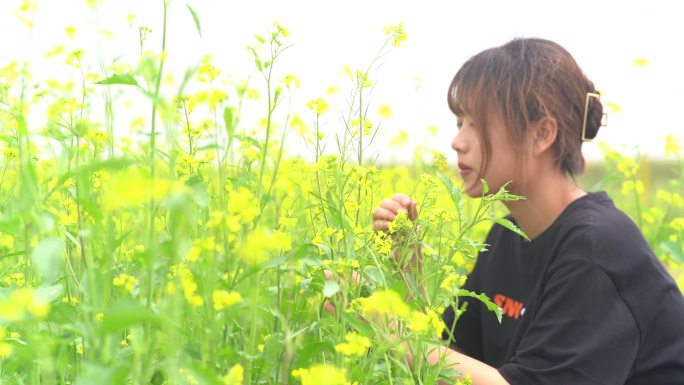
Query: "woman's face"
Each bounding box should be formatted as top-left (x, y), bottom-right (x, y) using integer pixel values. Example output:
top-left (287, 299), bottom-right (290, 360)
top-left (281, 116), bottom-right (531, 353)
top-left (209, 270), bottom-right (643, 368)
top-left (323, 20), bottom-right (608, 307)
top-left (451, 113), bottom-right (521, 198)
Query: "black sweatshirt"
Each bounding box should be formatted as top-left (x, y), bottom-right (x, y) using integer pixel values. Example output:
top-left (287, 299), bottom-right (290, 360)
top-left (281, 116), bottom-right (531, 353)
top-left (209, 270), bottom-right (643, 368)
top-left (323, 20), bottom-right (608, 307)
top-left (442, 192), bottom-right (684, 384)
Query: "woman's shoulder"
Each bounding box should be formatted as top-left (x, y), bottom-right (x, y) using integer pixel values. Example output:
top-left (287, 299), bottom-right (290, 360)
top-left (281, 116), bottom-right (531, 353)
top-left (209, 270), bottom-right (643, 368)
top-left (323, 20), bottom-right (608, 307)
top-left (555, 191), bottom-right (644, 251)
top-left (551, 191), bottom-right (678, 299)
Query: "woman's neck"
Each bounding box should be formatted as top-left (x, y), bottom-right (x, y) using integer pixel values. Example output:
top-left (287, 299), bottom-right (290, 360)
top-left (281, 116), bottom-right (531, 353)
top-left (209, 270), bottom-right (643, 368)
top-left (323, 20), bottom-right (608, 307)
top-left (504, 174), bottom-right (586, 240)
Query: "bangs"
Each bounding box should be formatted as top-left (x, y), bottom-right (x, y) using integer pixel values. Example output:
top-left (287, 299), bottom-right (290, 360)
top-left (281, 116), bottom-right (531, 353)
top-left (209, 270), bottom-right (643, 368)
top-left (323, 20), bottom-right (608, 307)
top-left (447, 49), bottom-right (499, 128)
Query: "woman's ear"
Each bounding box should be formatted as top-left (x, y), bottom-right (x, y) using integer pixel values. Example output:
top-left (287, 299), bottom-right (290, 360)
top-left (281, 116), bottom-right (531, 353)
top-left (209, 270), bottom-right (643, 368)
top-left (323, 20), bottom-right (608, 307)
top-left (531, 117), bottom-right (557, 156)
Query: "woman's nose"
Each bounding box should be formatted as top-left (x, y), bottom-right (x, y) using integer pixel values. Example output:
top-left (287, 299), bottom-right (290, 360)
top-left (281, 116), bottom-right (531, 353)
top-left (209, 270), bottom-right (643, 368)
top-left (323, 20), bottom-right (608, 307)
top-left (451, 130), bottom-right (465, 153)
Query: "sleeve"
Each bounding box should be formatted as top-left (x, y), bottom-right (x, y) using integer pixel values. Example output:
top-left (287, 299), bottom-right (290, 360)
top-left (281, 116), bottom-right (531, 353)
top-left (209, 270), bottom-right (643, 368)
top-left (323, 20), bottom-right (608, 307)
top-left (498, 259), bottom-right (639, 385)
top-left (442, 260), bottom-right (484, 360)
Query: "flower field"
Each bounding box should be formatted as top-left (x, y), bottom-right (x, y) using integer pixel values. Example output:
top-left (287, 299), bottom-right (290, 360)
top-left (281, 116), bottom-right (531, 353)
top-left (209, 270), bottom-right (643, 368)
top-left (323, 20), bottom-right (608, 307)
top-left (1, 2), bottom-right (683, 384)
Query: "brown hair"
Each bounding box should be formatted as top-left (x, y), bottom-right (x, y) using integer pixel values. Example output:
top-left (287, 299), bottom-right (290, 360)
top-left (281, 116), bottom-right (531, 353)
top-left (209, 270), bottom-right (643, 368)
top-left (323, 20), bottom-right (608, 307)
top-left (447, 38), bottom-right (603, 177)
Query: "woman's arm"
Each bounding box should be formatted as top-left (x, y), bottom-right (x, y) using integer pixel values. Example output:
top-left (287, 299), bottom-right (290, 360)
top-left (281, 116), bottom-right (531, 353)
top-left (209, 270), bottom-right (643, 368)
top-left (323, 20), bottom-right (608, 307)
top-left (396, 340), bottom-right (508, 385)
top-left (426, 344), bottom-right (509, 385)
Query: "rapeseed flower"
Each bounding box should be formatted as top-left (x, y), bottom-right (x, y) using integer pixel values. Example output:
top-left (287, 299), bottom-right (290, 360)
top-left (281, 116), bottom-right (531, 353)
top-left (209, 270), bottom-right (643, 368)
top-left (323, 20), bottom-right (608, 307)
top-left (0, 328), bottom-right (13, 358)
top-left (335, 332), bottom-right (371, 357)
top-left (292, 364), bottom-right (349, 385)
top-left (377, 104), bottom-right (392, 119)
top-left (0, 288), bottom-right (50, 321)
top-left (239, 229), bottom-right (292, 265)
top-left (665, 135), bottom-right (681, 157)
top-left (408, 308), bottom-right (445, 337)
top-left (383, 23), bottom-right (407, 47)
top-left (353, 289), bottom-right (409, 320)
top-left (306, 98), bottom-right (329, 115)
top-left (113, 273), bottom-right (138, 293)
top-left (222, 364), bottom-right (244, 385)
top-left (101, 169), bottom-right (173, 211)
top-left (212, 290), bottom-right (242, 311)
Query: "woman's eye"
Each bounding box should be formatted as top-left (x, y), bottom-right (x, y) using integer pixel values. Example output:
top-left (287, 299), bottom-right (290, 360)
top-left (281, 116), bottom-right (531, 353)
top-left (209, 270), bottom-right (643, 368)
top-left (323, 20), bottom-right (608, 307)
top-left (456, 121), bottom-right (463, 130)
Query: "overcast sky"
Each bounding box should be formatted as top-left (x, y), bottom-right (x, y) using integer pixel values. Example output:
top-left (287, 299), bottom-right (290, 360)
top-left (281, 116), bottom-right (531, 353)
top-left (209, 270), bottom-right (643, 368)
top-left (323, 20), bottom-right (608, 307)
top-left (1, 0), bottom-right (682, 163)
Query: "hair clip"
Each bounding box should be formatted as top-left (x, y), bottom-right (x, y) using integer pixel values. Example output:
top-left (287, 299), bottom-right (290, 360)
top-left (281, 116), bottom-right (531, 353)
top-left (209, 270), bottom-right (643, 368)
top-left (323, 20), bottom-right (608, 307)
top-left (582, 92), bottom-right (603, 142)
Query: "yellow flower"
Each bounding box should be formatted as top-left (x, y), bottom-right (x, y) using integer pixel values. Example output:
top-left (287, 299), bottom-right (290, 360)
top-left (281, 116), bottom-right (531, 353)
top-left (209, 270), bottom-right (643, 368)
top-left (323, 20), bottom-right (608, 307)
top-left (65, 26), bottom-right (78, 39)
top-left (212, 290), bottom-right (242, 311)
top-left (408, 308), bottom-right (445, 337)
top-left (2, 272), bottom-right (25, 287)
top-left (335, 332), bottom-right (371, 357)
top-left (306, 98), bottom-right (329, 115)
top-left (222, 364), bottom-right (244, 385)
top-left (292, 364), bottom-right (349, 385)
top-left (632, 58), bottom-right (648, 68)
top-left (389, 131), bottom-right (408, 148)
top-left (0, 288), bottom-right (51, 321)
top-left (197, 55), bottom-right (221, 83)
top-left (239, 229), bottom-right (292, 265)
top-left (383, 23), bottom-right (407, 47)
top-left (354, 289), bottom-right (409, 320)
top-left (605, 101), bottom-right (622, 113)
top-left (168, 263), bottom-right (204, 307)
top-left (185, 246), bottom-right (202, 262)
top-left (101, 169), bottom-right (173, 211)
top-left (665, 135), bottom-right (681, 157)
top-left (227, 187), bottom-right (259, 223)
top-left (0, 328), bottom-right (13, 358)
top-left (62, 296), bottom-right (80, 305)
top-left (113, 273), bottom-right (138, 293)
top-left (282, 74), bottom-right (300, 89)
top-left (377, 104), bottom-right (392, 119)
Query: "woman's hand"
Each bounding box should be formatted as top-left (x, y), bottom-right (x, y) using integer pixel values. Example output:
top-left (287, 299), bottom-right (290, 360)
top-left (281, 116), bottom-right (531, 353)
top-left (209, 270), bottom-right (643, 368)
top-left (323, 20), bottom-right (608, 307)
top-left (372, 193), bottom-right (418, 232)
top-left (323, 269), bottom-right (361, 315)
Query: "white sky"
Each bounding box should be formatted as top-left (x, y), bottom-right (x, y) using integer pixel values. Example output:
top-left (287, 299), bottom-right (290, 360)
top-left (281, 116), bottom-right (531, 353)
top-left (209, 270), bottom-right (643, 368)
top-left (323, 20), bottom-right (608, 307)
top-left (1, 0), bottom-right (682, 163)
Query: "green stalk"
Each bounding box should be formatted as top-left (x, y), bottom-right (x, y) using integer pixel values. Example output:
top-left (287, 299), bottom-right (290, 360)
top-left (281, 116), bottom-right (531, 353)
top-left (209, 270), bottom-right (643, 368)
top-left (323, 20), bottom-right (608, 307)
top-left (256, 42), bottom-right (276, 200)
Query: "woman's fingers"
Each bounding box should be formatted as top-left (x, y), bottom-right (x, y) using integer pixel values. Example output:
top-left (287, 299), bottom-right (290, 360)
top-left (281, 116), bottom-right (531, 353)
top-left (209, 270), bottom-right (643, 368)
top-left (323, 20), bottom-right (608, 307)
top-left (372, 193), bottom-right (419, 231)
top-left (407, 200), bottom-right (418, 221)
top-left (323, 270), bottom-right (362, 315)
top-left (392, 193), bottom-right (412, 207)
top-left (374, 206), bottom-right (397, 221)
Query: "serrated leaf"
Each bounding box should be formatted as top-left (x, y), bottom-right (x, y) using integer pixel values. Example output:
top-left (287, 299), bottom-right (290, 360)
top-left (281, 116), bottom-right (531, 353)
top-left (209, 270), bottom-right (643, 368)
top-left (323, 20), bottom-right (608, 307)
top-left (458, 289), bottom-right (503, 323)
top-left (95, 73), bottom-right (138, 86)
top-left (322, 280), bottom-right (340, 298)
top-left (436, 172), bottom-right (462, 210)
top-left (186, 4), bottom-right (202, 38)
top-left (492, 217), bottom-right (529, 241)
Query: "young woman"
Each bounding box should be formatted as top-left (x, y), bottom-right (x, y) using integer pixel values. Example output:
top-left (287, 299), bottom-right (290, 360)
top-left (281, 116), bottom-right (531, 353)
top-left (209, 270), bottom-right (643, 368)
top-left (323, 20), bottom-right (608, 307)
top-left (372, 38), bottom-right (684, 384)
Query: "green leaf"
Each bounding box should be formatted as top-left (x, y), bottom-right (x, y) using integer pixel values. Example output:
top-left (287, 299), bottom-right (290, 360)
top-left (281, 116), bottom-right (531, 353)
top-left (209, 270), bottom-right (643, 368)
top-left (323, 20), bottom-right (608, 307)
top-left (458, 289), bottom-right (503, 323)
top-left (322, 280), bottom-right (340, 298)
top-left (186, 4), bottom-right (202, 38)
top-left (0, 250), bottom-right (25, 261)
top-left (492, 217), bottom-right (529, 241)
top-left (661, 241), bottom-right (684, 263)
top-left (99, 301), bottom-right (160, 334)
top-left (339, 311), bottom-right (374, 337)
top-left (95, 73), bottom-right (138, 86)
top-left (436, 172), bottom-right (462, 210)
top-left (74, 362), bottom-right (129, 385)
top-left (31, 238), bottom-right (63, 283)
top-left (480, 179), bottom-right (489, 195)
top-left (224, 106), bottom-right (236, 142)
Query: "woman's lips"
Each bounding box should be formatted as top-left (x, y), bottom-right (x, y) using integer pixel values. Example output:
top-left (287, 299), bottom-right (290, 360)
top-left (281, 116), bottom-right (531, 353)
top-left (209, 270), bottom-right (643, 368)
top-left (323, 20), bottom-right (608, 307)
top-left (458, 162), bottom-right (472, 177)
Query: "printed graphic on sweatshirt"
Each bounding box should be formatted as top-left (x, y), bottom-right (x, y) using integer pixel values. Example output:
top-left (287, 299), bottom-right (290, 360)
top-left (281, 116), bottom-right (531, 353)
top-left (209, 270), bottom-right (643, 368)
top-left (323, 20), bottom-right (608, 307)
top-left (493, 293), bottom-right (525, 320)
